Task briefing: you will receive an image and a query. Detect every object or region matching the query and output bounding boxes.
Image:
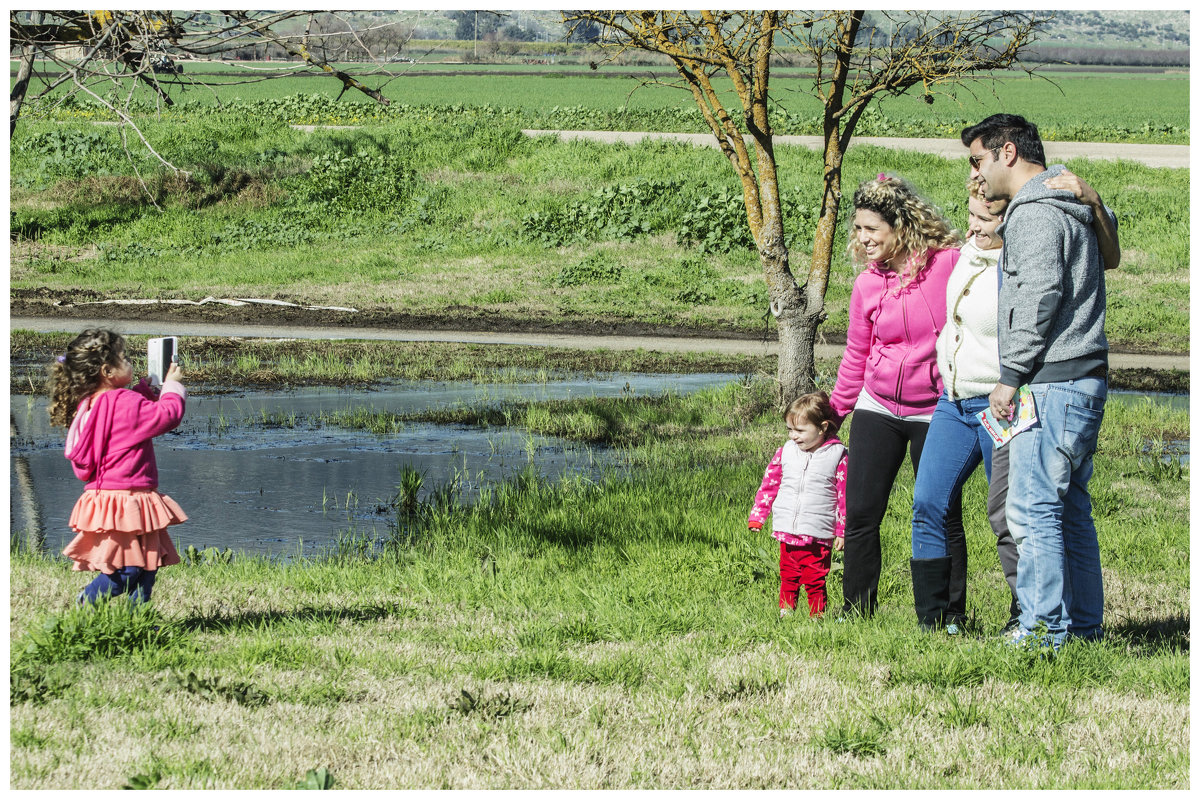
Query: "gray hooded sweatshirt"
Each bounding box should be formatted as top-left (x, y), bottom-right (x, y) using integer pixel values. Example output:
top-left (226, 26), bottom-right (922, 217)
top-left (995, 164), bottom-right (1110, 387)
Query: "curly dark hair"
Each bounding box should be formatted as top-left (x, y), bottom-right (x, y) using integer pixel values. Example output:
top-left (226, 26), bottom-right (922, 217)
top-left (47, 328), bottom-right (127, 428)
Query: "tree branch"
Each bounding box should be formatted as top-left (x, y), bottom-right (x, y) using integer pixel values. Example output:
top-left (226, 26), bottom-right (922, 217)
top-left (221, 10), bottom-right (391, 105)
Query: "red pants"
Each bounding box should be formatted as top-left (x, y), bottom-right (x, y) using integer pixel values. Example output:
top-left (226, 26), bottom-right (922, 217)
top-left (779, 540), bottom-right (833, 616)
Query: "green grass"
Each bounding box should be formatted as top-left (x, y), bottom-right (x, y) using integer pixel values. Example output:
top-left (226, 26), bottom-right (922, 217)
top-left (9, 377), bottom-right (1189, 789)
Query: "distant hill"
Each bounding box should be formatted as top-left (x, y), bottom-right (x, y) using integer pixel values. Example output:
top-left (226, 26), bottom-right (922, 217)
top-left (390, 9), bottom-right (1190, 51)
top-left (1042, 9), bottom-right (1189, 49)
top-left (234, 10), bottom-right (1191, 67)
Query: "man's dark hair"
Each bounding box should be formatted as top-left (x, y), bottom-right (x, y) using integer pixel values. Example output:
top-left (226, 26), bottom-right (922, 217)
top-left (960, 113), bottom-right (1046, 167)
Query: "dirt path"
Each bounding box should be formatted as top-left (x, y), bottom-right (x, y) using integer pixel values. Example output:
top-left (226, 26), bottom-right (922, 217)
top-left (523, 130), bottom-right (1190, 168)
top-left (9, 316), bottom-right (1189, 373)
top-left (282, 126), bottom-right (1188, 167)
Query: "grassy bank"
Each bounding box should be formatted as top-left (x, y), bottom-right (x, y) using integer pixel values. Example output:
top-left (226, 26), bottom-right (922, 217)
top-left (9, 118), bottom-right (1190, 352)
top-left (9, 376), bottom-right (1189, 789)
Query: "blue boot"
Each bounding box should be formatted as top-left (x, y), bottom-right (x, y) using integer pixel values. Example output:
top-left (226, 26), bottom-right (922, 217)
top-left (78, 566), bottom-right (147, 605)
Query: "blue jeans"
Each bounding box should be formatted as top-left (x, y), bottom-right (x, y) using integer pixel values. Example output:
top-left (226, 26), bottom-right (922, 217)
top-left (911, 393), bottom-right (993, 559)
top-left (1007, 378), bottom-right (1106, 646)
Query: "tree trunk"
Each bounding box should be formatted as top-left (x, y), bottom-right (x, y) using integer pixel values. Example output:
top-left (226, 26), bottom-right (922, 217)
top-left (748, 136), bottom-right (814, 407)
top-left (775, 300), bottom-right (820, 402)
top-left (797, 130), bottom-right (846, 397)
top-left (769, 123), bottom-right (845, 407)
top-left (10, 40), bottom-right (38, 137)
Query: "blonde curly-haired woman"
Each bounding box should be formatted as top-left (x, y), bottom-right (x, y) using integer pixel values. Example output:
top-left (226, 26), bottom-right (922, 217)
top-left (829, 173), bottom-right (962, 623)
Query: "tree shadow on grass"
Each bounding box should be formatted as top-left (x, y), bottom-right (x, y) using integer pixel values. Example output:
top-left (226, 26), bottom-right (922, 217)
top-left (1107, 613), bottom-right (1190, 652)
top-left (175, 601), bottom-right (409, 634)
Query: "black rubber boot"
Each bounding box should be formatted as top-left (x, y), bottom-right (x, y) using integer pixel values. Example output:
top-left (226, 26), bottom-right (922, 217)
top-left (910, 557), bottom-right (952, 631)
top-left (946, 530), bottom-right (968, 628)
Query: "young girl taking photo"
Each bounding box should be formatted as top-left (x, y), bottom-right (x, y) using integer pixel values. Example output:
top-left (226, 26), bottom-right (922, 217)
top-left (49, 328), bottom-right (187, 605)
top-left (747, 391), bottom-right (847, 617)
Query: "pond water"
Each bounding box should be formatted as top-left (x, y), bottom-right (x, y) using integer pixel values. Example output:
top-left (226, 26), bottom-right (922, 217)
top-left (10, 380), bottom-right (1186, 560)
top-left (10, 373), bottom-right (742, 559)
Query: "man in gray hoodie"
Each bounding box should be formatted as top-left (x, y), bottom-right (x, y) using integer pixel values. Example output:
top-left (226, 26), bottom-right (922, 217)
top-left (961, 113), bottom-right (1110, 649)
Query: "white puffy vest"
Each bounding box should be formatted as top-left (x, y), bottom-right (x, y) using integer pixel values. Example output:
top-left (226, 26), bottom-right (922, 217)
top-left (770, 440), bottom-right (845, 539)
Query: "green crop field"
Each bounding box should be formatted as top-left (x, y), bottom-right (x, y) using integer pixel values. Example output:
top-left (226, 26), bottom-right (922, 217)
top-left (12, 64), bottom-right (1189, 143)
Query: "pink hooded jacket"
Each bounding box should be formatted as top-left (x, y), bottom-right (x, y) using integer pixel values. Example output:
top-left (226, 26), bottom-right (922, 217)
top-left (65, 378), bottom-right (186, 490)
top-left (830, 247), bottom-right (959, 423)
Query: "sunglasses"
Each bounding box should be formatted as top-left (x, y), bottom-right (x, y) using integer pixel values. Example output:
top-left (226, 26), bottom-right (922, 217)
top-left (969, 146), bottom-right (1001, 170)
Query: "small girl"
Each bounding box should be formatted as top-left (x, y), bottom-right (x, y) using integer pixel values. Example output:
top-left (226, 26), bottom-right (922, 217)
top-left (48, 328), bottom-right (187, 605)
top-left (748, 391), bottom-right (847, 617)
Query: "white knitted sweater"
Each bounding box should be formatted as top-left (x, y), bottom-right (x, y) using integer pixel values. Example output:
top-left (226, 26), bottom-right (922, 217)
top-left (936, 237), bottom-right (1001, 400)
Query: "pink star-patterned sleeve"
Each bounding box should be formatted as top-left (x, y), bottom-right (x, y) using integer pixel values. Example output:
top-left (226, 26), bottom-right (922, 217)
top-left (834, 451), bottom-right (848, 539)
top-left (747, 446), bottom-right (784, 530)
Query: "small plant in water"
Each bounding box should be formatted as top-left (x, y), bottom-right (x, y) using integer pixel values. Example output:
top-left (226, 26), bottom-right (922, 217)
top-left (396, 465), bottom-right (424, 514)
top-left (1137, 437), bottom-right (1186, 482)
top-left (182, 544), bottom-right (235, 566)
top-left (207, 412), bottom-right (231, 437)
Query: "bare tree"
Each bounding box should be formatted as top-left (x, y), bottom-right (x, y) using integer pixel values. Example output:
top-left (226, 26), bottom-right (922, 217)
top-left (564, 10), bottom-right (1048, 406)
top-left (8, 10), bottom-right (415, 141)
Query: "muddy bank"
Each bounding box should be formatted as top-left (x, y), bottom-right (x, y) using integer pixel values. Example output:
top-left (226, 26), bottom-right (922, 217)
top-left (10, 300), bottom-right (1189, 395)
top-left (10, 288), bottom-right (767, 341)
top-left (9, 330), bottom-right (773, 396)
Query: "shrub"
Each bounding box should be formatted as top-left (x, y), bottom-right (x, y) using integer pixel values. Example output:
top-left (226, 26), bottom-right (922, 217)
top-left (677, 186), bottom-right (821, 255)
top-left (554, 253), bottom-right (624, 287)
top-left (677, 188), bottom-right (755, 253)
top-left (522, 178), bottom-right (686, 245)
top-left (11, 127), bottom-right (125, 183)
top-left (291, 152), bottom-right (418, 210)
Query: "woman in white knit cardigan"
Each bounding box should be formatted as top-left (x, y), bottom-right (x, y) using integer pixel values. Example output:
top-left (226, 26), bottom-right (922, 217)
top-left (908, 173), bottom-right (1120, 634)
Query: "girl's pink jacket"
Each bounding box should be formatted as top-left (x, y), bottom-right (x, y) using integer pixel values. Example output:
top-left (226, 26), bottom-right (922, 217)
top-left (65, 379), bottom-right (186, 490)
top-left (830, 248), bottom-right (959, 423)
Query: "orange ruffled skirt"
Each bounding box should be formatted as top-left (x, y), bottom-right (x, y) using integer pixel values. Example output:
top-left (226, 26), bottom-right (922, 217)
top-left (63, 488), bottom-right (186, 573)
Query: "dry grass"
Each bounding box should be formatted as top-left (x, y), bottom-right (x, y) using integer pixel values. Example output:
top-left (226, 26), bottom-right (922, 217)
top-left (9, 556), bottom-right (1189, 790)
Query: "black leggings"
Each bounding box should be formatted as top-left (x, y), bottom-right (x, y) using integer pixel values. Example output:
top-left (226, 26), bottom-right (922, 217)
top-left (842, 408), bottom-right (965, 617)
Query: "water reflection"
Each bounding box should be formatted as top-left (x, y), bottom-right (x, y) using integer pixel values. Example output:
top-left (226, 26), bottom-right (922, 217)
top-left (10, 374), bottom-right (741, 558)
